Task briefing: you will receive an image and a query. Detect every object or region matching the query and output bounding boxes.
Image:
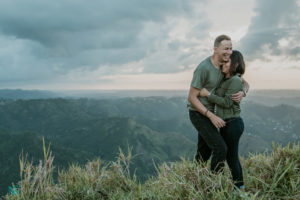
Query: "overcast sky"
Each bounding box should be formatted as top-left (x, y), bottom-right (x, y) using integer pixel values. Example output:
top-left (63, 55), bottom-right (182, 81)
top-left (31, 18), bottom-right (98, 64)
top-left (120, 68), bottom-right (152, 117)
top-left (0, 0), bottom-right (300, 90)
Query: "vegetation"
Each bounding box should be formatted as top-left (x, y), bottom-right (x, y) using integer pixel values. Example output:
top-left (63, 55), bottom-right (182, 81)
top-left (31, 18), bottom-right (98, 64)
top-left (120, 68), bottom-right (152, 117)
top-left (0, 97), bottom-right (300, 196)
top-left (2, 143), bottom-right (300, 200)
top-left (0, 131), bottom-right (93, 196)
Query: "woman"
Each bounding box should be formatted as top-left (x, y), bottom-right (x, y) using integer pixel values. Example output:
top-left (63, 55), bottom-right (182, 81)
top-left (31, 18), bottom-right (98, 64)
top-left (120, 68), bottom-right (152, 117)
top-left (199, 50), bottom-right (246, 191)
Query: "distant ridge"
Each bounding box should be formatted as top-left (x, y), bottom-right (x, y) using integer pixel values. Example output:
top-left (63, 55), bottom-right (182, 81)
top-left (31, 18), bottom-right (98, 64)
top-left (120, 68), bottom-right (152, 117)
top-left (0, 89), bottom-right (189, 99)
top-left (0, 89), bottom-right (57, 100)
top-left (1, 88), bottom-right (300, 100)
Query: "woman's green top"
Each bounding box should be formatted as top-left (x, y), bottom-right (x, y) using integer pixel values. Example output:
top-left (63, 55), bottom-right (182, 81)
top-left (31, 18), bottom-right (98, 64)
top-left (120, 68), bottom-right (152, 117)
top-left (207, 74), bottom-right (243, 120)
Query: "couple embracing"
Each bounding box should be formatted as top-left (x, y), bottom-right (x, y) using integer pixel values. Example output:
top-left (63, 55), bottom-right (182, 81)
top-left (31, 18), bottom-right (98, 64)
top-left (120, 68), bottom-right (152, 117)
top-left (187, 35), bottom-right (249, 191)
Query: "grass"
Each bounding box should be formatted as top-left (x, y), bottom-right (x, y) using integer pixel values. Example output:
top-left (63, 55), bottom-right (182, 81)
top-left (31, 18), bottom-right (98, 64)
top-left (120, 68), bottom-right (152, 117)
top-left (3, 141), bottom-right (300, 200)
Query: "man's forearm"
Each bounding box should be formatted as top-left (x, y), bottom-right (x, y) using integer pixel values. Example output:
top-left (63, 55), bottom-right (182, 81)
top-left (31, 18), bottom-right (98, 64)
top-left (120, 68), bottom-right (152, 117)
top-left (188, 87), bottom-right (210, 116)
top-left (188, 95), bottom-right (209, 116)
top-left (188, 86), bottom-right (226, 128)
top-left (188, 92), bottom-right (225, 128)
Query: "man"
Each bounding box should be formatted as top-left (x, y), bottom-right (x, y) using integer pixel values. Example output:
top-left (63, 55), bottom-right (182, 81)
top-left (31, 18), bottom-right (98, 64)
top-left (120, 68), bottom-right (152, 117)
top-left (187, 35), bottom-right (249, 172)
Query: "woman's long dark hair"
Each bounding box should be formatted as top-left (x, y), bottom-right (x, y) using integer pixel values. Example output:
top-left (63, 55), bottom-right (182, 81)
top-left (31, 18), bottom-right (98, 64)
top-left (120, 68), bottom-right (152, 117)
top-left (229, 50), bottom-right (245, 76)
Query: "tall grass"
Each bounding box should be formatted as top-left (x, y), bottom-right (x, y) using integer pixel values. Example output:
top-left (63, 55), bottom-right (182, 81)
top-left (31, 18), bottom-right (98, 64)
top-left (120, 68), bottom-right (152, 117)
top-left (4, 142), bottom-right (300, 200)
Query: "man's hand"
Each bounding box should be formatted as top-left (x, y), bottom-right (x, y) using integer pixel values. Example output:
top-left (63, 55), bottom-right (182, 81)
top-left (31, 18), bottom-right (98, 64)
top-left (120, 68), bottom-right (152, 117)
top-left (199, 88), bottom-right (210, 97)
top-left (207, 112), bottom-right (225, 128)
top-left (231, 91), bottom-right (244, 103)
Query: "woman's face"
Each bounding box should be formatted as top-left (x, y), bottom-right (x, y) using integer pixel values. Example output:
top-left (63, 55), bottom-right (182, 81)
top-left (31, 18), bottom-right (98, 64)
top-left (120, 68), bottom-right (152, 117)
top-left (222, 59), bottom-right (231, 75)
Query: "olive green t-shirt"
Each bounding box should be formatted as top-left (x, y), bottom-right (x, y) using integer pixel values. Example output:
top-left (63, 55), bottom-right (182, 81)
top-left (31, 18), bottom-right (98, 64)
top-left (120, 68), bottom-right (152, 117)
top-left (187, 57), bottom-right (223, 112)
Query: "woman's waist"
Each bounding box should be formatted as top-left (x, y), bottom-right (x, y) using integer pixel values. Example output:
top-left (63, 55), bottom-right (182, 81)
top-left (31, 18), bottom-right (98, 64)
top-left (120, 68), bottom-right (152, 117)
top-left (216, 107), bottom-right (241, 119)
top-left (224, 116), bottom-right (242, 123)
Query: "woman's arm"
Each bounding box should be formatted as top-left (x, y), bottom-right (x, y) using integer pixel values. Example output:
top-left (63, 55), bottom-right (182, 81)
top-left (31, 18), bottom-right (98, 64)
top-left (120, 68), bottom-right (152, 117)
top-left (207, 78), bottom-right (243, 108)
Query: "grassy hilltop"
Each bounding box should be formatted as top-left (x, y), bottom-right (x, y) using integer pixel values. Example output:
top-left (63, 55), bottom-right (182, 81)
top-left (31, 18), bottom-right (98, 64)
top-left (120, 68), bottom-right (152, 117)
top-left (3, 142), bottom-right (300, 200)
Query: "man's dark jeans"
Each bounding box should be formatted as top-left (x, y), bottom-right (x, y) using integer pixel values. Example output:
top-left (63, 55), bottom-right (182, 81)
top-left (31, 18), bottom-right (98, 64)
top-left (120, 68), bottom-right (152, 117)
top-left (220, 117), bottom-right (244, 188)
top-left (189, 110), bottom-right (227, 173)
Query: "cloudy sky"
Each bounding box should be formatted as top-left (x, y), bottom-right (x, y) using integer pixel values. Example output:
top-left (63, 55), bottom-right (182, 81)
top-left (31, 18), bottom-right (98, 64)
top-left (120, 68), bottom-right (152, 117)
top-left (0, 0), bottom-right (300, 90)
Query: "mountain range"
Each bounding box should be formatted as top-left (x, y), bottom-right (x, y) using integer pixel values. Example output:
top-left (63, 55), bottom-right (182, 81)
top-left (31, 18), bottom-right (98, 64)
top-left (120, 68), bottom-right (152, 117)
top-left (0, 92), bottom-right (299, 195)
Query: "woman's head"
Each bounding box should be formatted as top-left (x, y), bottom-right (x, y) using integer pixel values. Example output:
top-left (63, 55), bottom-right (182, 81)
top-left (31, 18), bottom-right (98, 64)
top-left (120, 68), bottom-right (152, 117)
top-left (222, 50), bottom-right (245, 76)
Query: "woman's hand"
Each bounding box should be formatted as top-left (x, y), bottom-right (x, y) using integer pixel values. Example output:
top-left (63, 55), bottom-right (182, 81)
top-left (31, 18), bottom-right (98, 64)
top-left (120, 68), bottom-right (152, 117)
top-left (199, 88), bottom-right (210, 97)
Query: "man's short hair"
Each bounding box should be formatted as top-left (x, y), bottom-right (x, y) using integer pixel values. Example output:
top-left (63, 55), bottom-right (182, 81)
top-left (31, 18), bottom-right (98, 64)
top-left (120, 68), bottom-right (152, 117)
top-left (214, 35), bottom-right (231, 47)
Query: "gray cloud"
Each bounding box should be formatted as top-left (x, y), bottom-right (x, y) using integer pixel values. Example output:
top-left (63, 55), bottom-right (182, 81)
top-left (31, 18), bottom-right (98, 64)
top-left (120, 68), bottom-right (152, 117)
top-left (239, 0), bottom-right (300, 61)
top-left (0, 0), bottom-right (195, 52)
top-left (0, 34), bottom-right (57, 81)
top-left (0, 0), bottom-right (212, 88)
top-left (288, 66), bottom-right (300, 70)
top-left (0, 1), bottom-right (191, 47)
top-left (287, 46), bottom-right (300, 59)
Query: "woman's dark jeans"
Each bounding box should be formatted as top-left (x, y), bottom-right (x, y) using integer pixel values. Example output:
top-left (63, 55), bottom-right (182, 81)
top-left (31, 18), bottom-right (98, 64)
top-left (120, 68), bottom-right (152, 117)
top-left (220, 117), bottom-right (244, 188)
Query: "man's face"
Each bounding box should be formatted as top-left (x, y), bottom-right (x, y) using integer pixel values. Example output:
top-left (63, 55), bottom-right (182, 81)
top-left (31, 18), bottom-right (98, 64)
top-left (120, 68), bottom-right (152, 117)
top-left (215, 40), bottom-right (232, 63)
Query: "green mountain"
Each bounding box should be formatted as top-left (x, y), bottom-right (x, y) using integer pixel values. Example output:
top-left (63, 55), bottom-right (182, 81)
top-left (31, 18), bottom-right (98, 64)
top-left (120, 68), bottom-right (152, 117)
top-left (0, 98), bottom-right (196, 195)
top-left (0, 97), bottom-right (299, 196)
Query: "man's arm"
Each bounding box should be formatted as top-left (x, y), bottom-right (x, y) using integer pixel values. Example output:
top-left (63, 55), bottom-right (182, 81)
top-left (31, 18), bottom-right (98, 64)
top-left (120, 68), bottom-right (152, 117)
top-left (207, 79), bottom-right (243, 108)
top-left (231, 77), bottom-right (250, 102)
top-left (188, 86), bottom-right (225, 128)
top-left (241, 77), bottom-right (249, 94)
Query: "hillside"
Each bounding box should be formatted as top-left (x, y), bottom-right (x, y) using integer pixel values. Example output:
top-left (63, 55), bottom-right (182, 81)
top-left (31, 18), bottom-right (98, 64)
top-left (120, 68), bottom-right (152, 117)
top-left (0, 131), bottom-right (93, 196)
top-left (0, 97), bottom-right (299, 153)
top-left (3, 143), bottom-right (300, 200)
top-left (0, 97), bottom-right (299, 196)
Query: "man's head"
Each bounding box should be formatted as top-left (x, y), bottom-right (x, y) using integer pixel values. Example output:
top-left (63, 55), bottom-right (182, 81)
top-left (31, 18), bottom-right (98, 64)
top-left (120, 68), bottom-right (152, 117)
top-left (213, 35), bottom-right (232, 63)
